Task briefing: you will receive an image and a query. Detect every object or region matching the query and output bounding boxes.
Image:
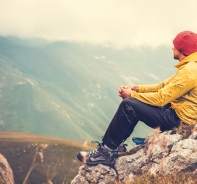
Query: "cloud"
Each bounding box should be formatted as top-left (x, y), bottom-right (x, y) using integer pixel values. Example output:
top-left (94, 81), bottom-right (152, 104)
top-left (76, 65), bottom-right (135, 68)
top-left (145, 73), bottom-right (159, 81)
top-left (0, 0), bottom-right (197, 47)
top-left (120, 74), bottom-right (140, 84)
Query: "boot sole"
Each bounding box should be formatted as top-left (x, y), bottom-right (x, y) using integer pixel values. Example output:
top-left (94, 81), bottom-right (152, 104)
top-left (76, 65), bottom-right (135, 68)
top-left (77, 153), bottom-right (115, 166)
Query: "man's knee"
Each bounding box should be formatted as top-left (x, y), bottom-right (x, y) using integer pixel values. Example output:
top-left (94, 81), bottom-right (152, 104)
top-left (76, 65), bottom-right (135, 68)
top-left (121, 98), bottom-right (151, 116)
top-left (121, 98), bottom-right (140, 107)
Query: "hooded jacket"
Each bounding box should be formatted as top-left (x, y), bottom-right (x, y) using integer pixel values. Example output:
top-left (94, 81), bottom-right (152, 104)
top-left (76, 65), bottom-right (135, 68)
top-left (131, 52), bottom-right (197, 125)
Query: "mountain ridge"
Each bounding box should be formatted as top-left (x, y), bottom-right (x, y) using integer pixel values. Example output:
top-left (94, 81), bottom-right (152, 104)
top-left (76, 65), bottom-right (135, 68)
top-left (0, 131), bottom-right (94, 149)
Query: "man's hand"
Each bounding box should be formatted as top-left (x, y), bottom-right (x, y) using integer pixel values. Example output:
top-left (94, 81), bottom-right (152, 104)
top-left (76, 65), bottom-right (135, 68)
top-left (118, 85), bottom-right (139, 99)
top-left (130, 85), bottom-right (139, 92)
top-left (118, 86), bottom-right (132, 99)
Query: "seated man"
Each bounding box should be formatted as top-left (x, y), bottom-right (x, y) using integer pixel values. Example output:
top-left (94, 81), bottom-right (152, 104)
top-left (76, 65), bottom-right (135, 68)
top-left (77, 31), bottom-right (197, 166)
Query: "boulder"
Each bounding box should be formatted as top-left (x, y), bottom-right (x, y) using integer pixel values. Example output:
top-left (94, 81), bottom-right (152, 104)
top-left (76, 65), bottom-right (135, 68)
top-left (0, 153), bottom-right (14, 184)
top-left (71, 124), bottom-right (197, 183)
top-left (71, 164), bottom-right (117, 184)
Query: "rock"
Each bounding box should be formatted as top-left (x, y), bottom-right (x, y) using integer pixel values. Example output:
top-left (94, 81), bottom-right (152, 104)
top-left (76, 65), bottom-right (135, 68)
top-left (71, 164), bottom-right (117, 184)
top-left (71, 124), bottom-right (197, 183)
top-left (0, 153), bottom-right (14, 184)
top-left (115, 148), bottom-right (148, 182)
top-left (163, 139), bottom-right (197, 174)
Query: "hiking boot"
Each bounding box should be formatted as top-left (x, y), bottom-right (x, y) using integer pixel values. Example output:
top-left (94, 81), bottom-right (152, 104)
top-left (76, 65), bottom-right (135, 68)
top-left (113, 142), bottom-right (128, 157)
top-left (100, 136), bottom-right (127, 153)
top-left (118, 142), bottom-right (127, 153)
top-left (132, 137), bottom-right (146, 145)
top-left (77, 141), bottom-right (115, 166)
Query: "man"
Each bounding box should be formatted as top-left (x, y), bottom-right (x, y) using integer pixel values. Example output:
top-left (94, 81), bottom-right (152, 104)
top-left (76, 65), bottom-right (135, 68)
top-left (77, 31), bottom-right (197, 166)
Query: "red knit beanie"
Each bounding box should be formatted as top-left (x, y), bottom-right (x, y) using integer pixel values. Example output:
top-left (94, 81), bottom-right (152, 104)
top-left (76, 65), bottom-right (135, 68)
top-left (173, 31), bottom-right (197, 56)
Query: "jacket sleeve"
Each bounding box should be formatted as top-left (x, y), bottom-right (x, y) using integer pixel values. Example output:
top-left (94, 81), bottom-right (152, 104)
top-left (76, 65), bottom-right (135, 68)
top-left (131, 68), bottom-right (196, 106)
top-left (138, 76), bottom-right (172, 93)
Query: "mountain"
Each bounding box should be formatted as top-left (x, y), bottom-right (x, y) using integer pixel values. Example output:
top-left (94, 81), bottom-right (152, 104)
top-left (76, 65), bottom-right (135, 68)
top-left (0, 36), bottom-right (176, 145)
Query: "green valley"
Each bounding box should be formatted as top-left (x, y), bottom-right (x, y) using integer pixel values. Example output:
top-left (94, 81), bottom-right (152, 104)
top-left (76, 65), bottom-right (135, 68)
top-left (0, 36), bottom-right (176, 145)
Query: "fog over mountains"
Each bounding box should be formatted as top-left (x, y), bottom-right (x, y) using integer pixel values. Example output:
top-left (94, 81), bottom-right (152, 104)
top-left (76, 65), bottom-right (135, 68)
top-left (0, 36), bottom-right (176, 145)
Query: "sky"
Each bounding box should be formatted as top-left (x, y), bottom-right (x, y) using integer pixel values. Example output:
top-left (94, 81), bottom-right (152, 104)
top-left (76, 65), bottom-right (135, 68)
top-left (0, 0), bottom-right (197, 48)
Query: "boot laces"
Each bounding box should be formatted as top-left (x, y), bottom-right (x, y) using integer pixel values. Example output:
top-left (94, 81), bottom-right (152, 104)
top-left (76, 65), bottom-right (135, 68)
top-left (88, 141), bottom-right (102, 156)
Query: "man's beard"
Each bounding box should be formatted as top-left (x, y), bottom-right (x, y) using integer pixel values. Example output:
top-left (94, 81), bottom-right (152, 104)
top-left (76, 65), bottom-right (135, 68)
top-left (174, 54), bottom-right (179, 60)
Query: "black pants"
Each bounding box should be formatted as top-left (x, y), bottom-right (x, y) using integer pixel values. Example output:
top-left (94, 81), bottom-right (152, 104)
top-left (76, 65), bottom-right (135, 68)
top-left (102, 98), bottom-right (180, 149)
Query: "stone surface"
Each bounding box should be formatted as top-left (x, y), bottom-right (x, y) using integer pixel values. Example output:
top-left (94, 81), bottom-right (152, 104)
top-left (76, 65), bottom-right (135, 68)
top-left (71, 164), bottom-right (117, 184)
top-left (0, 153), bottom-right (14, 184)
top-left (71, 125), bottom-right (197, 183)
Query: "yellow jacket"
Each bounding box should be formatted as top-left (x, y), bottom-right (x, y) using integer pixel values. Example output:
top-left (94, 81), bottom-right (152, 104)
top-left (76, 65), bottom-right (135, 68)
top-left (131, 52), bottom-right (197, 125)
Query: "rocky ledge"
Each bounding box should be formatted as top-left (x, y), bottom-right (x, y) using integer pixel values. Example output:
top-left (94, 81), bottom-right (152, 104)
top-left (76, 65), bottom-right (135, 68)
top-left (71, 123), bottom-right (197, 184)
top-left (0, 154), bottom-right (14, 184)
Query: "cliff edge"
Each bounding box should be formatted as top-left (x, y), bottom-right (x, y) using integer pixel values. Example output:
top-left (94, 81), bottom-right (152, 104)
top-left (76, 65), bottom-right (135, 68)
top-left (71, 124), bottom-right (197, 184)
